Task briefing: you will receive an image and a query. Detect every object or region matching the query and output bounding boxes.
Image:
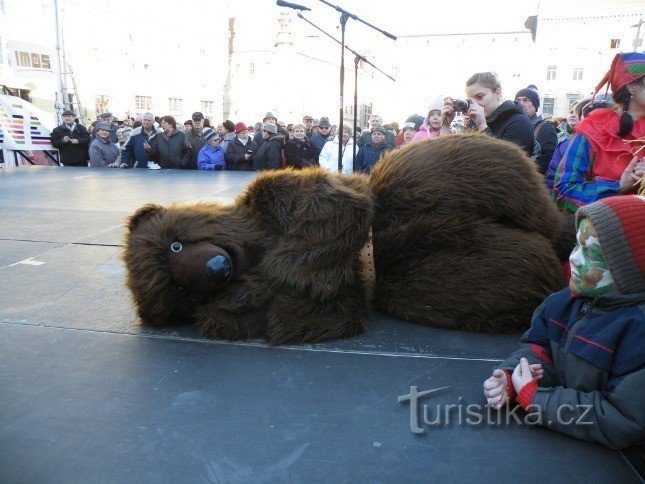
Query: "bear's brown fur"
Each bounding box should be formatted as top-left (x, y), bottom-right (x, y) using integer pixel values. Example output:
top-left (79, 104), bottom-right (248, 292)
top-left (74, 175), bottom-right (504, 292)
top-left (124, 134), bottom-right (570, 343)
top-left (124, 169), bottom-right (374, 345)
top-left (369, 134), bottom-right (566, 333)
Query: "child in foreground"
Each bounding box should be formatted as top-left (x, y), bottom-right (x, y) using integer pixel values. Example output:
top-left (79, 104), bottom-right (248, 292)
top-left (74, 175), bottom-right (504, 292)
top-left (483, 195), bottom-right (645, 449)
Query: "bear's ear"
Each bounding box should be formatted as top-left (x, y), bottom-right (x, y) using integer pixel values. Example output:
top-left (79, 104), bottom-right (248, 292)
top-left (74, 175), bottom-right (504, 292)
top-left (127, 203), bottom-right (165, 232)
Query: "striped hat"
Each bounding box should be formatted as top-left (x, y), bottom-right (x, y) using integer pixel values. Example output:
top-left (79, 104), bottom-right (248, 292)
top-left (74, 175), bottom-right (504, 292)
top-left (202, 128), bottom-right (218, 143)
top-left (594, 52), bottom-right (645, 98)
top-left (576, 195), bottom-right (645, 293)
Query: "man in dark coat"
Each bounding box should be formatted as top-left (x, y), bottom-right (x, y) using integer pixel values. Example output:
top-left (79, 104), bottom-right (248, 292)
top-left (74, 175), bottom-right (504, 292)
top-left (225, 122), bottom-right (258, 171)
top-left (185, 111), bottom-right (206, 170)
top-left (146, 116), bottom-right (193, 169)
top-left (309, 116), bottom-right (333, 151)
top-left (355, 125), bottom-right (393, 174)
top-left (303, 115), bottom-right (314, 139)
top-left (253, 112), bottom-right (289, 148)
top-left (515, 87), bottom-right (557, 174)
top-left (121, 112), bottom-right (161, 168)
top-left (253, 123), bottom-right (285, 171)
top-left (50, 110), bottom-right (91, 166)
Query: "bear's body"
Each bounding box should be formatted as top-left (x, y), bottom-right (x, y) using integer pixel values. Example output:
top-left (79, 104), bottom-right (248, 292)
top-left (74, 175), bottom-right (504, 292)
top-left (124, 134), bottom-right (568, 344)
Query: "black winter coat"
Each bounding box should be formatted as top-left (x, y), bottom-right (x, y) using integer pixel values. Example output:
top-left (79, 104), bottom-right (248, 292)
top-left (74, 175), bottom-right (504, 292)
top-left (253, 135), bottom-right (285, 171)
top-left (225, 137), bottom-right (258, 171)
top-left (485, 101), bottom-right (534, 157)
top-left (533, 117), bottom-right (558, 174)
top-left (283, 138), bottom-right (319, 169)
top-left (148, 130), bottom-right (193, 169)
top-left (253, 127), bottom-right (290, 148)
top-left (50, 123), bottom-right (91, 166)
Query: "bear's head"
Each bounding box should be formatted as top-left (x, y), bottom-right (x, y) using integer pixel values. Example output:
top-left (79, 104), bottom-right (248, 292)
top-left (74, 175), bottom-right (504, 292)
top-left (123, 202), bottom-right (257, 328)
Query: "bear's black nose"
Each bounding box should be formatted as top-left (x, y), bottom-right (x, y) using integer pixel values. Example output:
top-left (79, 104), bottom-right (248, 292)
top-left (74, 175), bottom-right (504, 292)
top-left (206, 255), bottom-right (232, 283)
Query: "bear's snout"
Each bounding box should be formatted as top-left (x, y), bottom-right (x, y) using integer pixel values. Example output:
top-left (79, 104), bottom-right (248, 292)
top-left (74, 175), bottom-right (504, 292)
top-left (168, 241), bottom-right (234, 294)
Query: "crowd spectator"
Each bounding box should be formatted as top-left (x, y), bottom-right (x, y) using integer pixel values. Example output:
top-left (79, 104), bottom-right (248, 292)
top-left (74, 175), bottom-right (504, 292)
top-left (395, 115), bottom-right (423, 146)
top-left (515, 86), bottom-right (558, 174)
top-left (185, 111), bottom-right (206, 169)
top-left (443, 72), bottom-right (534, 156)
top-left (284, 123), bottom-right (319, 169)
top-left (91, 112), bottom-right (119, 143)
top-left (50, 109), bottom-right (90, 167)
top-left (145, 115), bottom-right (192, 169)
top-left (225, 122), bottom-right (258, 171)
top-left (184, 120), bottom-right (193, 133)
top-left (310, 116), bottom-right (333, 151)
top-left (303, 115), bottom-right (314, 139)
top-left (121, 112), bottom-right (162, 168)
top-left (253, 122), bottom-right (285, 170)
top-left (89, 122), bottom-right (119, 168)
top-left (319, 124), bottom-right (354, 174)
top-left (220, 120), bottom-right (237, 153)
top-left (254, 112), bottom-right (289, 148)
top-left (111, 127), bottom-right (132, 167)
top-left (197, 128), bottom-right (226, 170)
top-left (358, 114), bottom-right (395, 147)
top-left (413, 98), bottom-right (444, 142)
top-left (355, 124), bottom-right (393, 174)
top-left (553, 52), bottom-right (645, 213)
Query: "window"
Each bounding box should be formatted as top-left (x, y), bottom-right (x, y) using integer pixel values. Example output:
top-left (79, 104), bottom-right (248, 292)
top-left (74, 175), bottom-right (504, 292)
top-left (567, 94), bottom-right (582, 110)
top-left (610, 38), bottom-right (621, 49)
top-left (168, 97), bottom-right (183, 112)
top-left (95, 95), bottom-right (110, 114)
top-left (135, 95), bottom-right (152, 110)
top-left (542, 97), bottom-right (555, 115)
top-left (546, 66), bottom-right (557, 81)
top-left (200, 100), bottom-right (214, 114)
top-left (250, 62), bottom-right (255, 75)
top-left (573, 68), bottom-right (583, 81)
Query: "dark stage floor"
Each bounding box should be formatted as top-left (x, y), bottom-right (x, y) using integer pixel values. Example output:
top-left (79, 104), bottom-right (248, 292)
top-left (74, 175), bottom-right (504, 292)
top-left (0, 167), bottom-right (642, 483)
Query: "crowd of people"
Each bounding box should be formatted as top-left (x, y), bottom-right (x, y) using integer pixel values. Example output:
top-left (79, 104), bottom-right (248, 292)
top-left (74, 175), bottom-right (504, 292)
top-left (48, 51), bottom-right (645, 450)
top-left (51, 52), bottom-right (645, 216)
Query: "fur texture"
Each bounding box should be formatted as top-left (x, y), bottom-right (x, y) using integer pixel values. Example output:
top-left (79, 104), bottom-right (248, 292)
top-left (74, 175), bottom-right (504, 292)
top-left (369, 134), bottom-right (566, 333)
top-left (124, 134), bottom-right (570, 343)
top-left (124, 168), bottom-right (373, 345)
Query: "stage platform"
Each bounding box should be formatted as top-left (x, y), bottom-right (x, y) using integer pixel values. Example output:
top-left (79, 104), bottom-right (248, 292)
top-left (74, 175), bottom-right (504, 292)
top-left (0, 167), bottom-right (642, 483)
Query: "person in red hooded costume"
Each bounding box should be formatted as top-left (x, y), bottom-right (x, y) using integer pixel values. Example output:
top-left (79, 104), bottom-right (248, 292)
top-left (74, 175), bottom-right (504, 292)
top-left (553, 52), bottom-right (645, 213)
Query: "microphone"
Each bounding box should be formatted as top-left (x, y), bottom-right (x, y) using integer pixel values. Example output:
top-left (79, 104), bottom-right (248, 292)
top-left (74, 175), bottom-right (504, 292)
top-left (276, 0), bottom-right (311, 11)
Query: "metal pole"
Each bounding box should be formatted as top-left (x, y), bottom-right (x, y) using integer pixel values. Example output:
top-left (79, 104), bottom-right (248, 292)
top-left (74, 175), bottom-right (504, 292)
top-left (338, 13), bottom-right (348, 173)
top-left (352, 55), bottom-right (359, 168)
top-left (53, 0), bottom-right (65, 124)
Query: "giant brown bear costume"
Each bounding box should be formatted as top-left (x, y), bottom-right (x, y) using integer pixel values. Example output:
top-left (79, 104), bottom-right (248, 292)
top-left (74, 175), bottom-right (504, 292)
top-left (124, 134), bottom-right (570, 345)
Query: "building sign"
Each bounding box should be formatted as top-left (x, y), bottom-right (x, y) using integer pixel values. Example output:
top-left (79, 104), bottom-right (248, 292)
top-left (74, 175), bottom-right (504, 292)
top-left (14, 51), bottom-right (52, 70)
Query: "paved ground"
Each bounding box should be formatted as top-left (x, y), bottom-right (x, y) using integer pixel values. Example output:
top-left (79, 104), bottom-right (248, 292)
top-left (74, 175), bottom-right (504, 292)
top-left (0, 167), bottom-right (642, 483)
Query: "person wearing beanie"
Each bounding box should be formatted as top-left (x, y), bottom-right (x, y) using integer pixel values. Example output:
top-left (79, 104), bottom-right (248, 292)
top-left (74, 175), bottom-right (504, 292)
top-left (225, 122), bottom-right (258, 171)
top-left (253, 112), bottom-right (290, 148)
top-left (413, 97), bottom-right (446, 142)
top-left (483, 195), bottom-right (645, 450)
top-left (219, 120), bottom-right (237, 153)
top-left (197, 128), bottom-right (226, 170)
top-left (355, 124), bottom-right (393, 174)
top-left (515, 86), bottom-right (558, 175)
top-left (553, 52), bottom-right (645, 213)
top-left (395, 115), bottom-right (424, 146)
top-left (253, 122), bottom-right (285, 170)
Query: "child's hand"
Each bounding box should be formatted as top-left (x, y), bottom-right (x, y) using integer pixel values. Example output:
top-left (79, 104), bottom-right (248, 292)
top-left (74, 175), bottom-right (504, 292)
top-left (511, 358), bottom-right (543, 393)
top-left (483, 369), bottom-right (509, 409)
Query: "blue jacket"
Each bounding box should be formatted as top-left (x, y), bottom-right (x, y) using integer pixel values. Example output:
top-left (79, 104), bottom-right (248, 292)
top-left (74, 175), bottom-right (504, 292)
top-left (500, 288), bottom-right (645, 450)
top-left (545, 137), bottom-right (572, 193)
top-left (310, 133), bottom-right (331, 151)
top-left (354, 143), bottom-right (392, 174)
top-left (198, 144), bottom-right (226, 170)
top-left (121, 126), bottom-right (161, 168)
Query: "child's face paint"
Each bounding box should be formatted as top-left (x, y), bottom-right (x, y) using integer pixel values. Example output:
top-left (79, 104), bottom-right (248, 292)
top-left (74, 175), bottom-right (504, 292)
top-left (569, 218), bottom-right (614, 297)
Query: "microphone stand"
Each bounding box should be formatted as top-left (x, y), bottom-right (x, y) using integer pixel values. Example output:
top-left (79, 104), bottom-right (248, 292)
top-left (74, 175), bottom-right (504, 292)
top-left (316, 0), bottom-right (396, 173)
top-left (295, 13), bottom-right (396, 172)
